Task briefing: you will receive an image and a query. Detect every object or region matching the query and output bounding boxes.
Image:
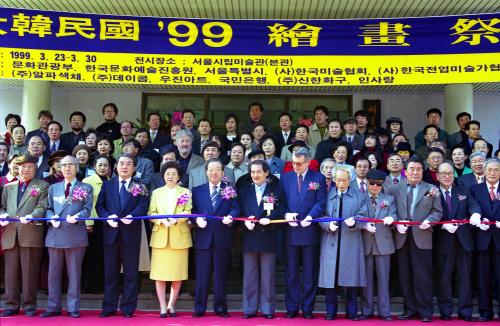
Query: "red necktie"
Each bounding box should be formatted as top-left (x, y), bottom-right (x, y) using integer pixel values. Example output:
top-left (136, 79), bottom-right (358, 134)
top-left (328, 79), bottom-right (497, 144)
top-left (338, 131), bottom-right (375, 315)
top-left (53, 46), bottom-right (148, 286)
top-left (490, 186), bottom-right (496, 202)
top-left (65, 183), bottom-right (71, 198)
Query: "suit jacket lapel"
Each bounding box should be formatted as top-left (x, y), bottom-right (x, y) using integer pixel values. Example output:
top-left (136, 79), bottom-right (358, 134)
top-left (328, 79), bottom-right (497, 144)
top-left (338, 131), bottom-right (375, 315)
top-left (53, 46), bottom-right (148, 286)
top-left (451, 187), bottom-right (460, 217)
top-left (374, 196), bottom-right (382, 218)
top-left (414, 183), bottom-right (428, 206)
top-left (17, 182), bottom-right (31, 211)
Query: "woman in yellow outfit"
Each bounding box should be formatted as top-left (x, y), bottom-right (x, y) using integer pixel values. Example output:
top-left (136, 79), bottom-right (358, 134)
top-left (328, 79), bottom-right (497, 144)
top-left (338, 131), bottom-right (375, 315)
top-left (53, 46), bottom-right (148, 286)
top-left (149, 161), bottom-right (192, 318)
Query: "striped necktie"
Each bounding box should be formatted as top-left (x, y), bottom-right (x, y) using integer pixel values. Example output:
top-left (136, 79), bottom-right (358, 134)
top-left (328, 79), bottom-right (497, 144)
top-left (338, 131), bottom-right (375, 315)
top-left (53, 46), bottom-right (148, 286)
top-left (211, 185), bottom-right (219, 208)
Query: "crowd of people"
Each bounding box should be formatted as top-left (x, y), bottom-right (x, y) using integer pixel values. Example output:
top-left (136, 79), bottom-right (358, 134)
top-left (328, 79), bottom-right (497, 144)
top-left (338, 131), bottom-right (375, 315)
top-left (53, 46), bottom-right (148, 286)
top-left (0, 102), bottom-right (499, 322)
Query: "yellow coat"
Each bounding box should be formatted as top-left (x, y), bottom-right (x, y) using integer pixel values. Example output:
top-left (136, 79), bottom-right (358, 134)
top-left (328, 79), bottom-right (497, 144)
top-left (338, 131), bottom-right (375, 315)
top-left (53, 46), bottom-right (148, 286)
top-left (149, 185), bottom-right (193, 250)
top-left (82, 173), bottom-right (106, 226)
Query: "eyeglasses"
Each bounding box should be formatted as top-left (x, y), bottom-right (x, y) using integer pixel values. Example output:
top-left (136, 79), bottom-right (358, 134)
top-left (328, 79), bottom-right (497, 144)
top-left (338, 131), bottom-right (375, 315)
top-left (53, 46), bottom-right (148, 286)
top-left (368, 181), bottom-right (384, 186)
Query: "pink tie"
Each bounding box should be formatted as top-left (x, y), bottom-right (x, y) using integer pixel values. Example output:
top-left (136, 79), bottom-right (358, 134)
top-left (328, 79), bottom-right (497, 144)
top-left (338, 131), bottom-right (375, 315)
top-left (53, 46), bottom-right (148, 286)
top-left (490, 186), bottom-right (496, 202)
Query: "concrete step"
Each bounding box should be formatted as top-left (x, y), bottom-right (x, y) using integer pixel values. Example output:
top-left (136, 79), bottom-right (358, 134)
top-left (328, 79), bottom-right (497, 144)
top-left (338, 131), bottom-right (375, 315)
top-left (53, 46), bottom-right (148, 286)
top-left (2, 292), bottom-right (495, 316)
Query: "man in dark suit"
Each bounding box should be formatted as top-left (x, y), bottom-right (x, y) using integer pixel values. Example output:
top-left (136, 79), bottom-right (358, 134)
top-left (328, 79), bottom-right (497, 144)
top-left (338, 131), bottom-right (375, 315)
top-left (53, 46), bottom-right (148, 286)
top-left (274, 112), bottom-right (295, 157)
top-left (385, 157), bottom-right (442, 322)
top-left (96, 103), bottom-right (121, 141)
top-left (0, 142), bottom-right (8, 177)
top-left (280, 147), bottom-right (326, 319)
top-left (435, 162), bottom-right (481, 321)
top-left (469, 158), bottom-right (500, 322)
top-left (47, 121), bottom-right (72, 154)
top-left (342, 117), bottom-right (364, 154)
top-left (96, 154), bottom-right (150, 318)
top-left (457, 151), bottom-right (486, 188)
top-left (26, 110), bottom-right (52, 147)
top-left (147, 112), bottom-right (170, 150)
top-left (238, 160), bottom-right (285, 319)
top-left (191, 158), bottom-right (240, 318)
top-left (26, 135), bottom-right (49, 180)
top-left (60, 111), bottom-right (87, 150)
top-left (192, 119), bottom-right (212, 156)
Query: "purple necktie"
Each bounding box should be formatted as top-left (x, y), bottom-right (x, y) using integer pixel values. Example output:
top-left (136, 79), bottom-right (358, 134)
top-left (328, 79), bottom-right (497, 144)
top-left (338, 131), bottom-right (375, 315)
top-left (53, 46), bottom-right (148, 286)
top-left (393, 177), bottom-right (399, 184)
top-left (298, 174), bottom-right (303, 193)
top-left (445, 190), bottom-right (452, 216)
top-left (360, 181), bottom-right (366, 193)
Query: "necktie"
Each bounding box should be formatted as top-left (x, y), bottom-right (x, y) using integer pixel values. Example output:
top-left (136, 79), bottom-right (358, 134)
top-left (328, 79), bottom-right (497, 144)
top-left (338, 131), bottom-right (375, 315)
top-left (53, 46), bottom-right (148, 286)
top-left (297, 174), bottom-right (303, 193)
top-left (360, 180), bottom-right (366, 193)
top-left (211, 185), bottom-right (218, 208)
top-left (284, 133), bottom-right (288, 143)
top-left (50, 143), bottom-right (56, 153)
top-left (478, 176), bottom-right (483, 184)
top-left (348, 136), bottom-right (353, 143)
top-left (256, 185), bottom-right (263, 205)
top-left (393, 177), bottom-right (399, 184)
top-left (445, 190), bottom-right (452, 216)
top-left (65, 183), bottom-right (71, 198)
top-left (119, 180), bottom-right (128, 209)
top-left (17, 182), bottom-right (27, 205)
top-left (151, 131), bottom-right (157, 141)
top-left (407, 185), bottom-right (415, 219)
top-left (490, 186), bottom-right (496, 202)
top-left (371, 196), bottom-right (377, 208)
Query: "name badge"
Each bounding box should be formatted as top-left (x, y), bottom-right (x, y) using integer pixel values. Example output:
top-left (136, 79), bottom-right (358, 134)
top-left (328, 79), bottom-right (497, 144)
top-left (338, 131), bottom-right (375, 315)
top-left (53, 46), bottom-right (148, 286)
top-left (264, 203), bottom-right (274, 211)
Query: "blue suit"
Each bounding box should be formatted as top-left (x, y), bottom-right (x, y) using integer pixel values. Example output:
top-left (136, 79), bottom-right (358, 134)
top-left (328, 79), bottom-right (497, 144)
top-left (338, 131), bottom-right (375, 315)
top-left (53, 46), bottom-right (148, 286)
top-left (456, 173), bottom-right (480, 188)
top-left (95, 177), bottom-right (150, 316)
top-left (191, 182), bottom-right (240, 314)
top-left (436, 185), bottom-right (480, 319)
top-left (470, 182), bottom-right (500, 320)
top-left (280, 169), bottom-right (326, 314)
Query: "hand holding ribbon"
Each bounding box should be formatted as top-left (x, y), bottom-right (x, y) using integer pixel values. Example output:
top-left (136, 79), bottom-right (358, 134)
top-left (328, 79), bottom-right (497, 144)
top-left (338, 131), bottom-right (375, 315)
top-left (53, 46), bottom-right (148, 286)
top-left (20, 214), bottom-right (32, 224)
top-left (107, 214), bottom-right (118, 228)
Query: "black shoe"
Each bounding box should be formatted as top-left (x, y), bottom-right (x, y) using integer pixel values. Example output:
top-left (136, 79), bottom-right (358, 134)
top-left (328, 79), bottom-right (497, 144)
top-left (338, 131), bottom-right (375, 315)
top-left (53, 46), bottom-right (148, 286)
top-left (159, 313), bottom-right (167, 318)
top-left (24, 309), bottom-right (37, 317)
top-left (263, 314), bottom-right (274, 319)
top-left (243, 314), bottom-right (256, 319)
top-left (458, 315), bottom-right (473, 322)
top-left (216, 311), bottom-right (230, 318)
top-left (379, 315), bottom-right (393, 321)
top-left (0, 309), bottom-right (19, 317)
top-left (398, 312), bottom-right (416, 320)
top-left (325, 314), bottom-right (336, 320)
top-left (40, 311), bottom-right (61, 318)
top-left (421, 316), bottom-right (433, 322)
top-left (167, 307), bottom-right (176, 317)
top-left (440, 315), bottom-right (451, 321)
top-left (123, 312), bottom-right (133, 318)
top-left (68, 311), bottom-right (80, 318)
top-left (99, 311), bottom-right (116, 318)
top-left (303, 312), bottom-right (314, 319)
top-left (286, 311), bottom-right (298, 318)
top-left (347, 314), bottom-right (361, 321)
top-left (192, 312), bottom-right (204, 318)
